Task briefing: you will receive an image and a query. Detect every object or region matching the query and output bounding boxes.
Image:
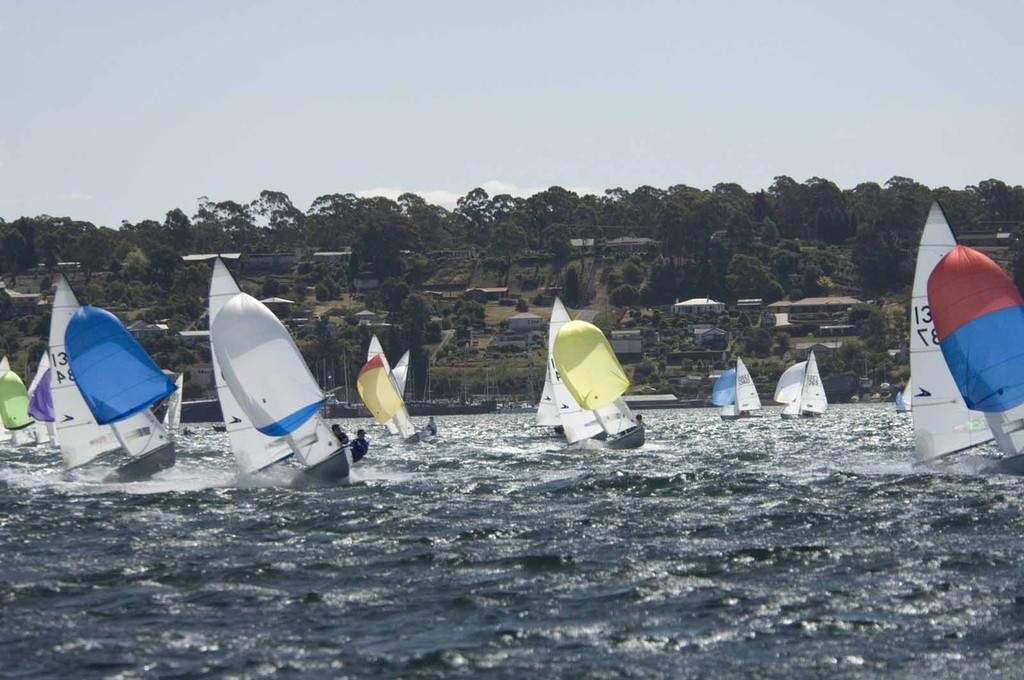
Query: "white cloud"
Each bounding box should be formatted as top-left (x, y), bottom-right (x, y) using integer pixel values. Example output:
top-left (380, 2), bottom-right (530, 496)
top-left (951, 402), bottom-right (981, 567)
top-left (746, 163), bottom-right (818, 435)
top-left (356, 180), bottom-right (606, 208)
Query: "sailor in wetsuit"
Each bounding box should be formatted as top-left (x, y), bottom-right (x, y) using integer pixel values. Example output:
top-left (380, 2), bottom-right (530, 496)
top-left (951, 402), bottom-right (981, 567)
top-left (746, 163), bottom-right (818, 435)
top-left (425, 416), bottom-right (438, 436)
top-left (350, 429), bottom-right (369, 462)
top-left (331, 424), bottom-right (349, 445)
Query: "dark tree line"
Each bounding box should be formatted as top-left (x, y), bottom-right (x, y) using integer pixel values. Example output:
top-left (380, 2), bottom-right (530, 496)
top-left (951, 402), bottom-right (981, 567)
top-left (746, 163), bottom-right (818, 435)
top-left (4, 176), bottom-right (1024, 306)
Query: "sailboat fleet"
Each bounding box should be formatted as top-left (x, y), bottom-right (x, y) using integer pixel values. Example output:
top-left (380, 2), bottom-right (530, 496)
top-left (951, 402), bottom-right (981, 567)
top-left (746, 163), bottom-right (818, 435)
top-left (8, 200), bottom-right (1024, 478)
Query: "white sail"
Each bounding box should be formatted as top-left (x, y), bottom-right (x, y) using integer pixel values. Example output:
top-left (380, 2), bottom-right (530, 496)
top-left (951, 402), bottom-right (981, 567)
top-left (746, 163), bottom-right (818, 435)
top-left (209, 258), bottom-right (293, 474)
top-left (910, 202), bottom-right (992, 461)
top-left (735, 357), bottom-right (762, 413)
top-left (48, 276), bottom-right (120, 469)
top-left (163, 374), bottom-right (184, 430)
top-left (774, 361), bottom-right (806, 405)
top-left (896, 380), bottom-right (912, 412)
top-left (536, 298), bottom-right (604, 442)
top-left (593, 397), bottom-right (637, 438)
top-left (212, 291), bottom-right (342, 469)
top-left (392, 351), bottom-right (410, 397)
top-left (798, 351), bottom-right (827, 415)
top-left (366, 336), bottom-right (400, 435)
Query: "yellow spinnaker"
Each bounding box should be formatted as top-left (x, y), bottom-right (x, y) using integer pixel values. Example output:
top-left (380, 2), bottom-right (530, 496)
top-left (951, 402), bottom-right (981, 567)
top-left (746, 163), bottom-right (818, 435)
top-left (0, 369), bottom-right (35, 431)
top-left (553, 319), bottom-right (630, 410)
top-left (357, 354), bottom-right (404, 424)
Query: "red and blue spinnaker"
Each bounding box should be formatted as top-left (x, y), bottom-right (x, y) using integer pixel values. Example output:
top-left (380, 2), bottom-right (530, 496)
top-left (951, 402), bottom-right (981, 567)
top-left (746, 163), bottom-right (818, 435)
top-left (928, 245), bottom-right (1024, 412)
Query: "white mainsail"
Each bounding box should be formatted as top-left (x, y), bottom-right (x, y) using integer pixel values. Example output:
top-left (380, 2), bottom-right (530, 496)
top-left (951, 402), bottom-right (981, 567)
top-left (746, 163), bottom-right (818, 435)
top-left (163, 374), bottom-right (184, 430)
top-left (735, 357), bottom-right (762, 414)
top-left (535, 298), bottom-right (603, 442)
top-left (910, 202), bottom-right (992, 461)
top-left (48, 276), bottom-right (120, 468)
top-left (209, 257), bottom-right (293, 474)
top-left (798, 351), bottom-right (827, 415)
top-left (392, 350), bottom-right (411, 397)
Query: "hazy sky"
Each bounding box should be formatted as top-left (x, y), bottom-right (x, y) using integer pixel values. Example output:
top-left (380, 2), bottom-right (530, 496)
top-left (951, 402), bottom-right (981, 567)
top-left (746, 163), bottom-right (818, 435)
top-left (2, 0), bottom-right (1022, 228)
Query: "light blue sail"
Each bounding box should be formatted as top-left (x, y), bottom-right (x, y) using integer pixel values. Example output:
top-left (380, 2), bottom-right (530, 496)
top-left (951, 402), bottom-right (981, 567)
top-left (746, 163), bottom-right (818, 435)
top-left (711, 368), bottom-right (737, 407)
top-left (65, 306), bottom-right (177, 425)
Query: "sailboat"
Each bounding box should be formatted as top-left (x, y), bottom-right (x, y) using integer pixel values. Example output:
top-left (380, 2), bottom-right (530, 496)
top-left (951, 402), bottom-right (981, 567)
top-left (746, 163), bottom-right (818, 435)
top-left (359, 335), bottom-right (432, 443)
top-left (774, 351), bottom-right (827, 419)
top-left (207, 257), bottom-right (349, 482)
top-left (553, 318), bottom-right (645, 449)
top-left (535, 298), bottom-right (604, 442)
top-left (163, 374), bottom-right (184, 432)
top-left (927, 239), bottom-right (1024, 472)
top-left (908, 202), bottom-right (992, 464)
top-left (895, 381), bottom-right (912, 413)
top-left (711, 356), bottom-right (763, 420)
top-left (206, 256), bottom-right (293, 473)
top-left (49, 275), bottom-right (172, 480)
top-left (0, 357), bottom-right (36, 446)
top-left (65, 300), bottom-right (178, 480)
top-left (26, 354), bottom-right (59, 447)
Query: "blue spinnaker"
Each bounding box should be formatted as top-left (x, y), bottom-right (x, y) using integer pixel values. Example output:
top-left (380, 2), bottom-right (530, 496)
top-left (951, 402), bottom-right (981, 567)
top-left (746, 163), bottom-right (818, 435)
top-left (65, 306), bottom-right (176, 425)
top-left (711, 368), bottom-right (737, 407)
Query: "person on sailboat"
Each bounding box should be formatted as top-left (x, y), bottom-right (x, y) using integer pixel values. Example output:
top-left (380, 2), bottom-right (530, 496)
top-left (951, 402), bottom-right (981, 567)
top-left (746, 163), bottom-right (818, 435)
top-left (350, 429), bottom-right (369, 462)
top-left (425, 416), bottom-right (437, 436)
top-left (331, 423), bottom-right (349, 445)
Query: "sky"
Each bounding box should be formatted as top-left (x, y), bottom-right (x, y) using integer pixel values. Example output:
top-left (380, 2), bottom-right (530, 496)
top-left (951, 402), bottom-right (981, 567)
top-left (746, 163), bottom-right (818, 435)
top-left (1, 0), bottom-right (1022, 228)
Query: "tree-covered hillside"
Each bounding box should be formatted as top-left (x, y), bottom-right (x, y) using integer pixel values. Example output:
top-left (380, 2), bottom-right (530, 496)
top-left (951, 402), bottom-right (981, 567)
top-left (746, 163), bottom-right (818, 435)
top-left (3, 175), bottom-right (1024, 402)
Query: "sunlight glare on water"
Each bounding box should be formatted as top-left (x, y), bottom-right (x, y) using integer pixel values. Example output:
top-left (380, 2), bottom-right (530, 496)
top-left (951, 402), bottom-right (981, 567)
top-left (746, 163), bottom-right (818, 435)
top-left (2, 404), bottom-right (1024, 678)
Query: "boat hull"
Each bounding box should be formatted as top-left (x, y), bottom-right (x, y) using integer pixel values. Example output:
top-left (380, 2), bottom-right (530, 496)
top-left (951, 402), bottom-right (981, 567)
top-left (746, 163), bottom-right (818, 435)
top-left (404, 429), bottom-right (434, 444)
top-left (720, 412), bottom-right (763, 421)
top-left (781, 411), bottom-right (822, 420)
top-left (606, 424), bottom-right (645, 449)
top-left (294, 448), bottom-right (350, 486)
top-left (105, 441), bottom-right (176, 482)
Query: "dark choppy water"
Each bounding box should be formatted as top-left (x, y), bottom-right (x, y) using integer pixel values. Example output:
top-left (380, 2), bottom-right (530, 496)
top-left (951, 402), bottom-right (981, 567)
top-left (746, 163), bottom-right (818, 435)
top-left (3, 404), bottom-right (1024, 679)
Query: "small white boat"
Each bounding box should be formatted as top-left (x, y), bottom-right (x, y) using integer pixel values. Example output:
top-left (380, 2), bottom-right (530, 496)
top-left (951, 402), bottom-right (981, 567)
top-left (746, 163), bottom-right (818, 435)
top-left (712, 357), bottom-right (763, 420)
top-left (774, 351), bottom-right (827, 419)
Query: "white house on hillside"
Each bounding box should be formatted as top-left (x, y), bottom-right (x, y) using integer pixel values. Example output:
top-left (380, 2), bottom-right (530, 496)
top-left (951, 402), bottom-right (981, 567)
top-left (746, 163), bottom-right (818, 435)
top-left (672, 297), bottom-right (726, 316)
